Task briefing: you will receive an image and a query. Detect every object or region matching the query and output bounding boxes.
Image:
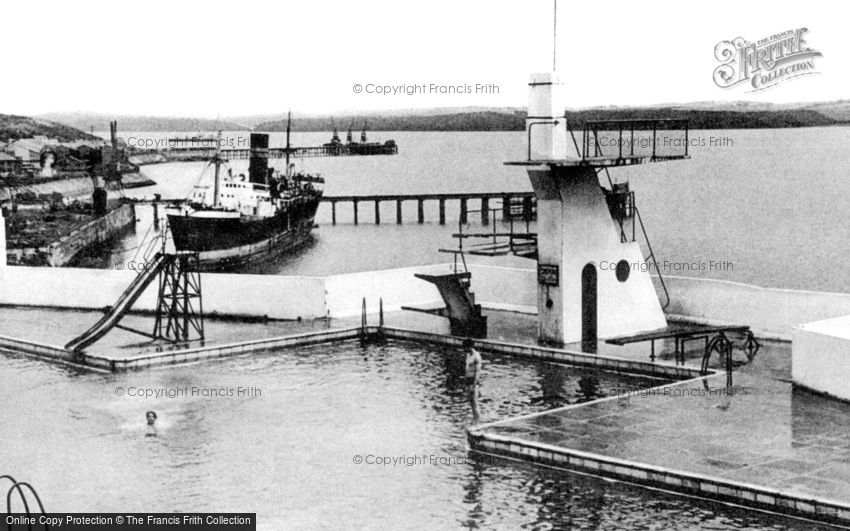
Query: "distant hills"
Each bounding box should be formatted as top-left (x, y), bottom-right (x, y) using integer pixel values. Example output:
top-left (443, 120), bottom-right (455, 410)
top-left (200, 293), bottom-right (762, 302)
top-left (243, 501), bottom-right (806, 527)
top-left (257, 111), bottom-right (527, 132)
top-left (20, 100), bottom-right (850, 135)
top-left (38, 112), bottom-right (245, 133)
top-left (255, 101), bottom-right (850, 131)
top-left (0, 114), bottom-right (102, 143)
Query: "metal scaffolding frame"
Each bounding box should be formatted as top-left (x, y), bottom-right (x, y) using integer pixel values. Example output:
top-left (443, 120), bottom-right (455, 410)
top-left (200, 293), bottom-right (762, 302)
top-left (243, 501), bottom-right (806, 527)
top-left (152, 252), bottom-right (205, 343)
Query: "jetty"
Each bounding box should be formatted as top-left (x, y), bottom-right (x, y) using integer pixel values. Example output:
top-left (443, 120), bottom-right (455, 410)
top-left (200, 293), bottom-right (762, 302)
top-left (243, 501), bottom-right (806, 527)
top-left (321, 192), bottom-right (535, 225)
top-left (128, 125), bottom-right (398, 165)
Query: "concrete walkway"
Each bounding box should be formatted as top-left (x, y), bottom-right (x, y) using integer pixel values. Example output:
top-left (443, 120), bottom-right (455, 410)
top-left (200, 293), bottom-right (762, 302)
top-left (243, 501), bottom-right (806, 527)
top-left (471, 336), bottom-right (850, 524)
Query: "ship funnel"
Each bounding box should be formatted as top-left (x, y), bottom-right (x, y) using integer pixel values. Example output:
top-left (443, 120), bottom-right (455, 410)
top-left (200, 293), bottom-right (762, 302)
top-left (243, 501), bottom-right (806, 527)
top-left (248, 133), bottom-right (270, 184)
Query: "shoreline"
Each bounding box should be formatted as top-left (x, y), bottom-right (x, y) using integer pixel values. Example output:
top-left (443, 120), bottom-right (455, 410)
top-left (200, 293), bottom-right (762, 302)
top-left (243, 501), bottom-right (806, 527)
top-left (2, 171), bottom-right (156, 202)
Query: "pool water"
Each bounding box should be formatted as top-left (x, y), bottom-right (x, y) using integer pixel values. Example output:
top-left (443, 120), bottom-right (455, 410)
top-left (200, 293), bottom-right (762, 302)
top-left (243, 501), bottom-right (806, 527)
top-left (0, 341), bottom-right (832, 529)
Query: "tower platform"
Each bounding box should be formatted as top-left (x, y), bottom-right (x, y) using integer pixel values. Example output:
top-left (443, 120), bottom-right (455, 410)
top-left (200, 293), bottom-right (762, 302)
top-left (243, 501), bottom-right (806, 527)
top-left (509, 117), bottom-right (690, 168)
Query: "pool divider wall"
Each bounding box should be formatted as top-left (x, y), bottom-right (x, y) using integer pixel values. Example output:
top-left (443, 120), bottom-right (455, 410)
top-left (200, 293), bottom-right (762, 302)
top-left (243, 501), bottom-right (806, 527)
top-left (466, 430), bottom-right (850, 526)
top-left (381, 327), bottom-right (703, 380)
top-left (0, 325), bottom-right (703, 380)
top-left (82, 327), bottom-right (369, 371)
top-left (0, 333), bottom-right (76, 362)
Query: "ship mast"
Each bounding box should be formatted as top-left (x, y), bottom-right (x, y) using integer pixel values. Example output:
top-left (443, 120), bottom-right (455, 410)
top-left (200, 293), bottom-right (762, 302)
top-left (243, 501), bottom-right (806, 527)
top-left (212, 130), bottom-right (223, 207)
top-left (285, 111), bottom-right (292, 179)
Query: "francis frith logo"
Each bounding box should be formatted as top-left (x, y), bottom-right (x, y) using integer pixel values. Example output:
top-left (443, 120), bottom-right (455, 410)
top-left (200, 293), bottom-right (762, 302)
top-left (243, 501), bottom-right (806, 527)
top-left (713, 28), bottom-right (822, 91)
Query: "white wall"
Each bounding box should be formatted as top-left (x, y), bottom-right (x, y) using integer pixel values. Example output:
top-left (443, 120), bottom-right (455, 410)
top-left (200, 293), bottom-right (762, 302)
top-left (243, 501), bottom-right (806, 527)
top-left (324, 264), bottom-right (446, 317)
top-left (661, 275), bottom-right (850, 340)
top-left (793, 315), bottom-right (850, 401)
top-left (203, 273), bottom-right (326, 319)
top-left (467, 264), bottom-right (536, 312)
top-left (0, 266), bottom-right (327, 320)
top-left (6, 263), bottom-right (850, 338)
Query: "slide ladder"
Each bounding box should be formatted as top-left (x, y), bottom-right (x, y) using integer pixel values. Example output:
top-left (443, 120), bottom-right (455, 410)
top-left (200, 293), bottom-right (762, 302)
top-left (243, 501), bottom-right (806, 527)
top-left (65, 253), bottom-right (171, 352)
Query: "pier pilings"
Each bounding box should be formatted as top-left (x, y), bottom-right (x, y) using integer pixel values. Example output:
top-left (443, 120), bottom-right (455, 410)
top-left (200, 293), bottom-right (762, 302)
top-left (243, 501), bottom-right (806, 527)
top-left (321, 192), bottom-right (535, 226)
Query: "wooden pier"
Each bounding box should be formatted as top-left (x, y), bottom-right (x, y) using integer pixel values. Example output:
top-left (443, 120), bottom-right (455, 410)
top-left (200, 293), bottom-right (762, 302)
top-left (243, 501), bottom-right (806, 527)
top-left (129, 141), bottom-right (398, 165)
top-left (321, 192), bottom-right (535, 225)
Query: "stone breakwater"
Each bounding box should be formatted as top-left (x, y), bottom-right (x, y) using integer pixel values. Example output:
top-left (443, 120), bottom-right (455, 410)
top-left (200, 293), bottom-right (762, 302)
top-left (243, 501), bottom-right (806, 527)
top-left (6, 203), bottom-right (136, 266)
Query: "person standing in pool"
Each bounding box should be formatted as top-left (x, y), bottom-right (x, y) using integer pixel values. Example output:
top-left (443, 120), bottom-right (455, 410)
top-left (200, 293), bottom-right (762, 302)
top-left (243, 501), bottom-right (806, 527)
top-left (463, 339), bottom-right (482, 421)
top-left (145, 410), bottom-right (157, 437)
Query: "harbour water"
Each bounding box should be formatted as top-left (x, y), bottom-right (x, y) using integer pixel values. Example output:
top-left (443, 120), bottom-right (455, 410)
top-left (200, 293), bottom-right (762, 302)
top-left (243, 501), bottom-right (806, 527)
top-left (108, 127), bottom-right (850, 293)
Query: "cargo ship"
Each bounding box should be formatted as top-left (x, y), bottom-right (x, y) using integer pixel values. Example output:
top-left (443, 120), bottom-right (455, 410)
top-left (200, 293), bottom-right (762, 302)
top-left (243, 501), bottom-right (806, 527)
top-left (166, 123), bottom-right (322, 272)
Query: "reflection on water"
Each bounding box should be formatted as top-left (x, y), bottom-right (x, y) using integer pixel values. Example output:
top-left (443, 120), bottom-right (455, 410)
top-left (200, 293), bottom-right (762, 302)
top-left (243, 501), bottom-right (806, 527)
top-left (0, 341), bottom-right (824, 528)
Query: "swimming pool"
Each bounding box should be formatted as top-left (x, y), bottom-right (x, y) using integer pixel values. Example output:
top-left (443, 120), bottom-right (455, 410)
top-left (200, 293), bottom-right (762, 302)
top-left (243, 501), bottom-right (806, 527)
top-left (0, 340), bottom-right (830, 529)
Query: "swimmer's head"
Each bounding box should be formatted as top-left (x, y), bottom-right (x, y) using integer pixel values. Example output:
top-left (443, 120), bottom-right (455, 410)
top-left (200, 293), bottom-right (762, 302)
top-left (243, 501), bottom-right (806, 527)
top-left (462, 339), bottom-right (474, 350)
top-left (146, 411), bottom-right (157, 425)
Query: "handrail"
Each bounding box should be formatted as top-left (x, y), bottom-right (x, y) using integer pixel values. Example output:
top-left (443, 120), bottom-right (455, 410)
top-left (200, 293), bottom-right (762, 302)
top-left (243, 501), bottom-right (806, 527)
top-left (3, 476), bottom-right (48, 531)
top-left (8, 481), bottom-right (47, 515)
top-left (1, 475), bottom-right (29, 517)
top-left (527, 120), bottom-right (560, 161)
top-left (581, 119), bottom-right (689, 161)
top-left (633, 206), bottom-right (670, 310)
top-left (565, 117), bottom-right (581, 158)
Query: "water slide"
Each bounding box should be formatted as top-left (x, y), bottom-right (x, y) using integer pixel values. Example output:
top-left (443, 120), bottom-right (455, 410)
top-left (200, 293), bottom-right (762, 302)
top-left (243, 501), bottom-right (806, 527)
top-left (402, 272), bottom-right (487, 337)
top-left (65, 254), bottom-right (171, 352)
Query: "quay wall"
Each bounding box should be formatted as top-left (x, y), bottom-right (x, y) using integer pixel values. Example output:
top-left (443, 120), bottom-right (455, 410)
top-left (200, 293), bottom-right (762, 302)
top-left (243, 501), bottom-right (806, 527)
top-left (45, 203), bottom-right (136, 266)
top-left (6, 203), bottom-right (138, 266)
top-left (3, 262), bottom-right (850, 338)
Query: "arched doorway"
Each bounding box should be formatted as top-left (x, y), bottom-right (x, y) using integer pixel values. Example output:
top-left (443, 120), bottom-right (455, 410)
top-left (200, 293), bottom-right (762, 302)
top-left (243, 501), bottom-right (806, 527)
top-left (581, 263), bottom-right (597, 351)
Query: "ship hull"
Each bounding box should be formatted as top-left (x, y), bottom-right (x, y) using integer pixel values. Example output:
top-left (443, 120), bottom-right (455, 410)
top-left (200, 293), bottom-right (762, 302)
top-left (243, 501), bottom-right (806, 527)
top-left (166, 199), bottom-right (319, 272)
top-left (192, 216), bottom-right (315, 272)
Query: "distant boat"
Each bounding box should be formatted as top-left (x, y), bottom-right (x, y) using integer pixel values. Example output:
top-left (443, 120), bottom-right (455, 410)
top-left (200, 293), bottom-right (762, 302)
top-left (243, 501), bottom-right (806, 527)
top-left (323, 120), bottom-right (397, 155)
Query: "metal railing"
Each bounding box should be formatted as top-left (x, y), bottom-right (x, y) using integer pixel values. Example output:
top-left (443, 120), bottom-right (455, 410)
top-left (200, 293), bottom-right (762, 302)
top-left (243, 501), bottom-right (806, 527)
top-left (633, 205), bottom-right (671, 310)
top-left (581, 119), bottom-right (689, 161)
top-left (2, 475), bottom-right (48, 531)
top-left (444, 199), bottom-right (537, 267)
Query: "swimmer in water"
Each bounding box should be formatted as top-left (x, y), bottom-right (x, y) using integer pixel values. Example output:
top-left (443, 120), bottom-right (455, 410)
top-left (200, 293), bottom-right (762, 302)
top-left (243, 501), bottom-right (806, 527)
top-left (145, 410), bottom-right (157, 436)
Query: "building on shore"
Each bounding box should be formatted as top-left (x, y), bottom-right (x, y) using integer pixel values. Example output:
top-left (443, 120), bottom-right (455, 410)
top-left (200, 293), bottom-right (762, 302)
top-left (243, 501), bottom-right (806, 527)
top-left (0, 152), bottom-right (19, 173)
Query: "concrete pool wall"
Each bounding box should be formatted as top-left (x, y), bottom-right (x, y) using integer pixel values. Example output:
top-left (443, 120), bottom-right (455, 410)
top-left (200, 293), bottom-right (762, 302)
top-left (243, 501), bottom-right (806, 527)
top-left (467, 415), bottom-right (850, 527)
top-left (0, 326), bottom-right (704, 379)
top-left (4, 264), bottom-right (850, 338)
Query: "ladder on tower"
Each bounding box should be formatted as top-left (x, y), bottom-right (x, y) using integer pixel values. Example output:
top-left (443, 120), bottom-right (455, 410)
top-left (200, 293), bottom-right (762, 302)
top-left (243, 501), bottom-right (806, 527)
top-left (587, 125), bottom-right (671, 310)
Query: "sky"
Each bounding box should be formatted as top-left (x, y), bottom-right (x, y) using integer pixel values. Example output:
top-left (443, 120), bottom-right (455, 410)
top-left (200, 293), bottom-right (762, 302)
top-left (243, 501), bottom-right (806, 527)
top-left (2, 0), bottom-right (845, 117)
